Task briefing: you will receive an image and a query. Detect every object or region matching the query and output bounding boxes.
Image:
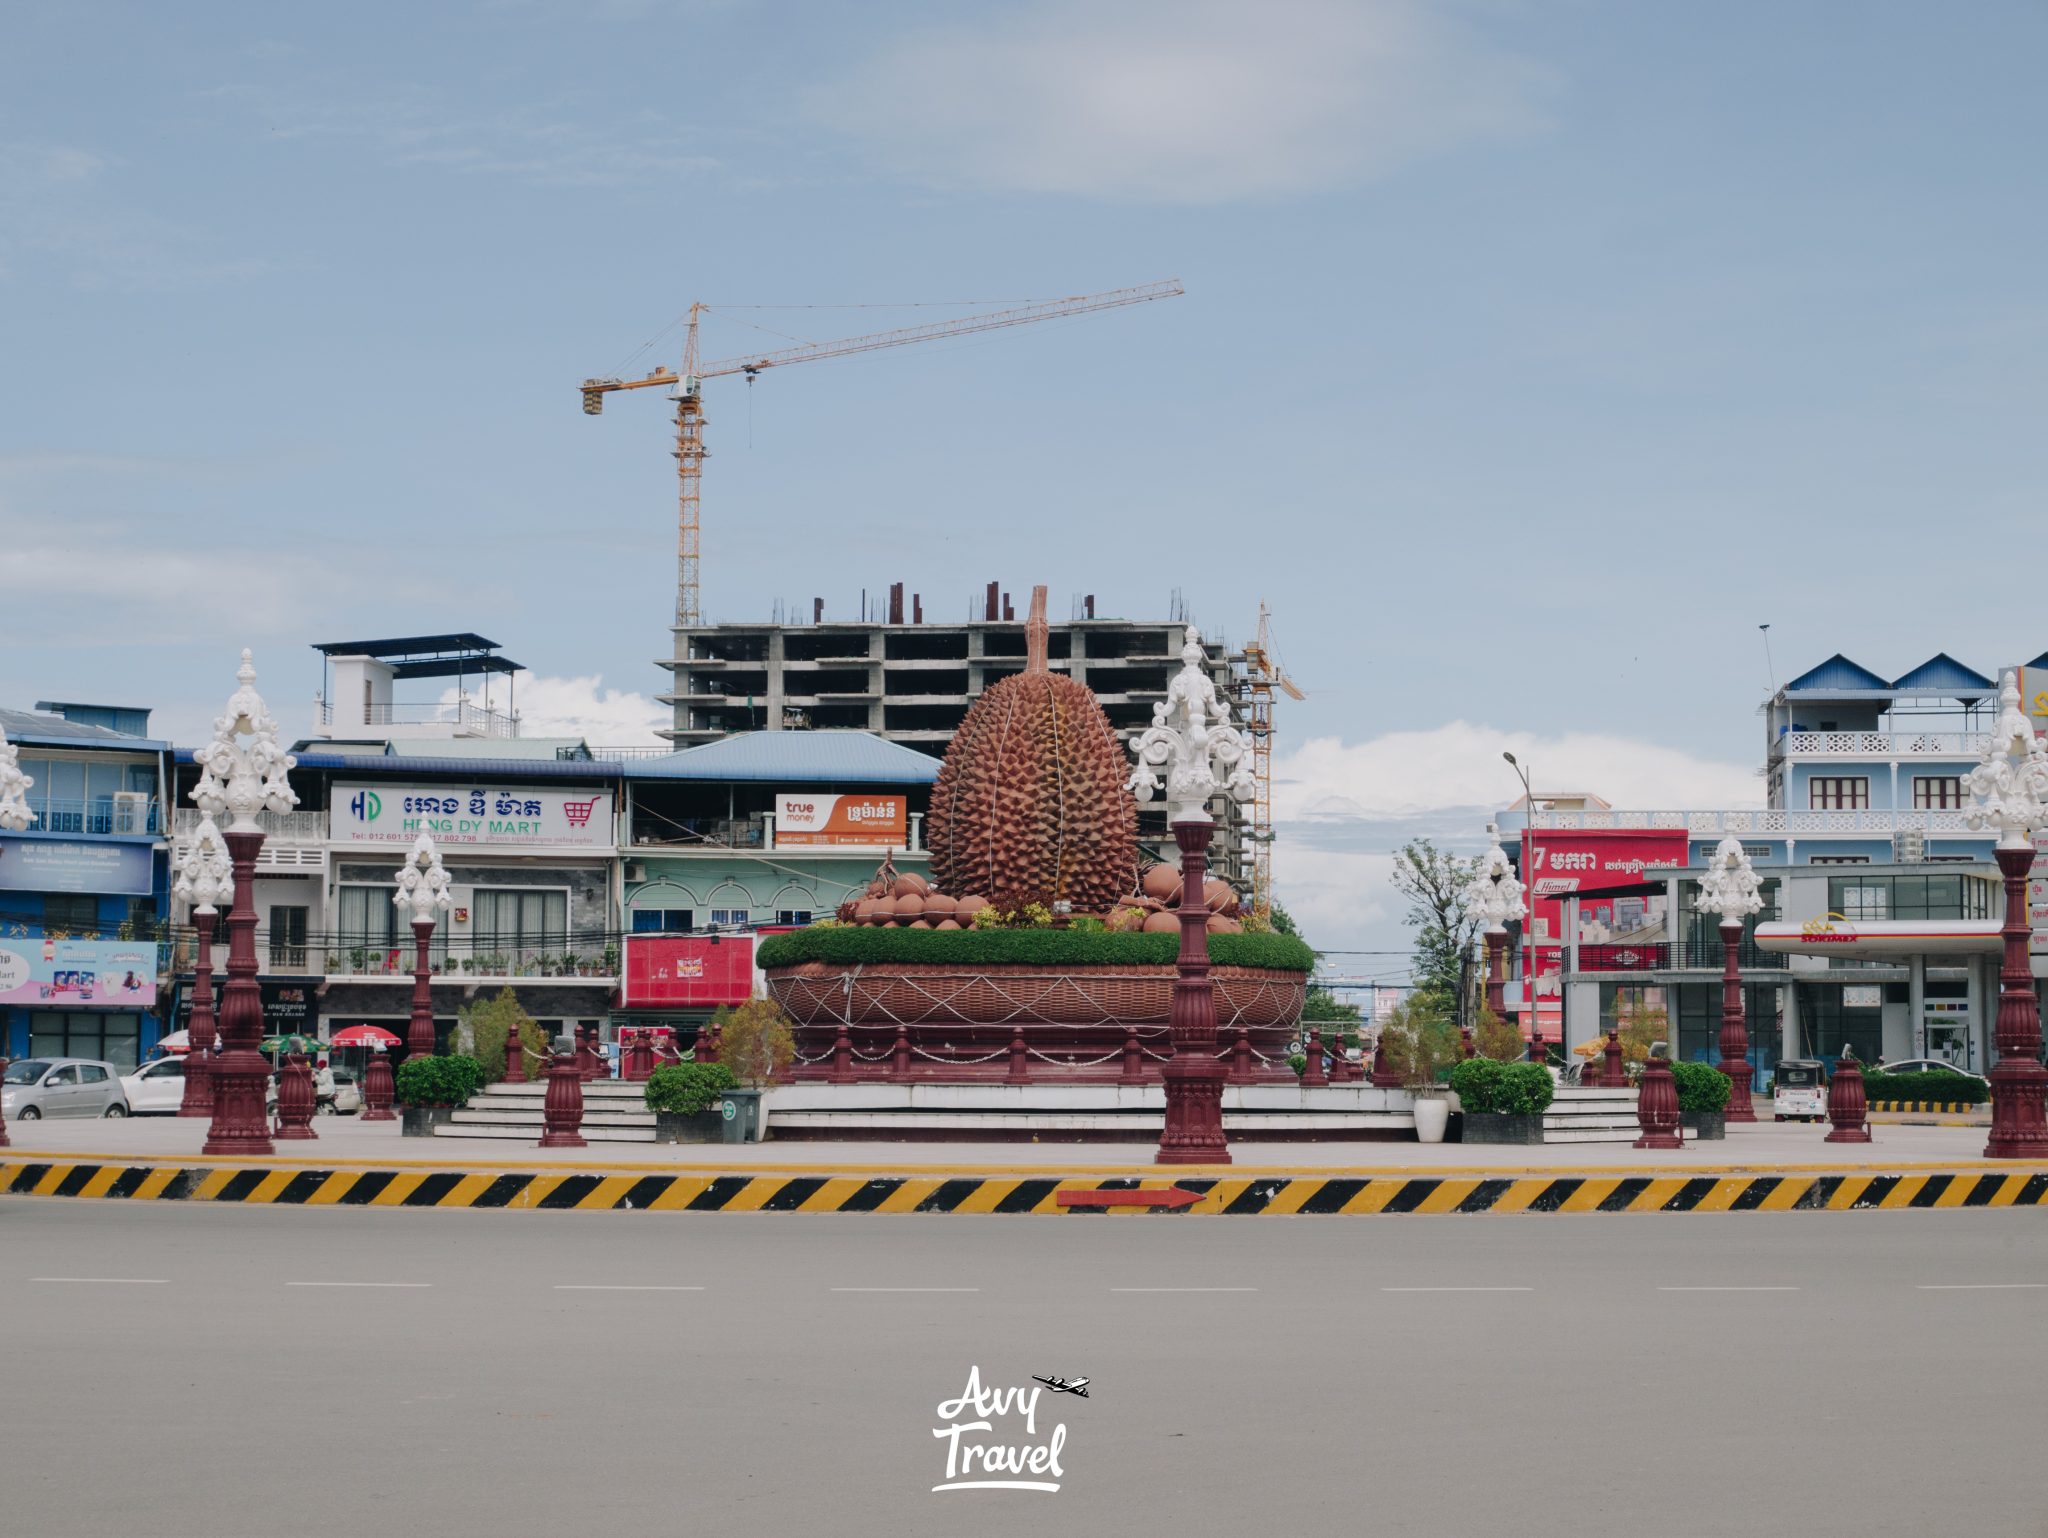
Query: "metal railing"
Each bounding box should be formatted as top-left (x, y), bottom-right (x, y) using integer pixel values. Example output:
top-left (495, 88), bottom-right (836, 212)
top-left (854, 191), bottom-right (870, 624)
top-left (585, 746), bottom-right (678, 761)
top-left (1773, 730), bottom-right (1991, 760)
top-left (16, 796), bottom-right (160, 836)
top-left (315, 698), bottom-right (518, 738)
top-left (170, 929), bottom-right (626, 981)
top-left (1574, 940), bottom-right (1790, 974)
top-left (1528, 807), bottom-right (1981, 836)
top-left (172, 807), bottom-right (327, 842)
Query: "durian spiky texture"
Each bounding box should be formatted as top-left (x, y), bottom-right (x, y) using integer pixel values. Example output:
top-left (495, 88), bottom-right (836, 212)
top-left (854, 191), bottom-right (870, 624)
top-left (925, 586), bottom-right (1138, 913)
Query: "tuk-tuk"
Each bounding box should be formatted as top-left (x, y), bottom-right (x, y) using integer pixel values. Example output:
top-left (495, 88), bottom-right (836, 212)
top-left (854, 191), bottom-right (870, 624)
top-left (1774, 1059), bottom-right (1827, 1122)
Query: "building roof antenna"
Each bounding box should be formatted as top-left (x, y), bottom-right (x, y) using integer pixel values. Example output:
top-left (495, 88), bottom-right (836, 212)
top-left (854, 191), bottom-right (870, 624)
top-left (1759, 623), bottom-right (1776, 693)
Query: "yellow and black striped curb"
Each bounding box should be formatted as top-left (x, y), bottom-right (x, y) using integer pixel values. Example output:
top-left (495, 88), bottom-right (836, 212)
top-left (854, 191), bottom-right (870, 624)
top-left (1868, 1101), bottom-right (1985, 1114)
top-left (5, 1159), bottom-right (2048, 1214)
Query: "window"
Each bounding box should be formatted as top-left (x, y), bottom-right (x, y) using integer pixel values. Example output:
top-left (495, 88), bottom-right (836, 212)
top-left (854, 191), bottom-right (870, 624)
top-left (79, 1064), bottom-right (108, 1083)
top-left (42, 894), bottom-right (98, 933)
top-left (632, 908), bottom-right (693, 933)
top-left (27, 1011), bottom-right (142, 1070)
top-left (1826, 873), bottom-right (1993, 922)
top-left (775, 909), bottom-right (813, 926)
top-left (1832, 882), bottom-right (1889, 921)
top-left (1913, 776), bottom-right (1963, 809)
top-left (1809, 777), bottom-right (1869, 810)
top-left (474, 888), bottom-right (569, 971)
top-left (709, 907), bottom-right (750, 928)
top-left (1808, 856), bottom-right (1869, 865)
top-left (336, 885), bottom-right (443, 973)
top-left (269, 905), bottom-right (309, 970)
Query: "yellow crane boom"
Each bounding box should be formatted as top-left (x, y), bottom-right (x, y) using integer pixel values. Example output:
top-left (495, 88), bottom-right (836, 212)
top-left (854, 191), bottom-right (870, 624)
top-left (581, 280), bottom-right (1184, 627)
top-left (1240, 602), bottom-right (1305, 919)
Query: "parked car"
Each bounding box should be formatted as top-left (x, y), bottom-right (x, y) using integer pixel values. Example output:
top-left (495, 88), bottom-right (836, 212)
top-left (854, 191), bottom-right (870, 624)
top-left (1879, 1058), bottom-right (1987, 1081)
top-left (321, 1066), bottom-right (362, 1115)
top-left (122, 1056), bottom-right (188, 1115)
top-left (2, 1058), bottom-right (131, 1119)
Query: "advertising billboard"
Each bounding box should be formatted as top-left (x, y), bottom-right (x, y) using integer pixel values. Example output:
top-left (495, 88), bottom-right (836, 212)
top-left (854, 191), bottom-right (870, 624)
top-left (0, 938), bottom-right (160, 1008)
top-left (1519, 829), bottom-right (1689, 1039)
top-left (775, 792), bottom-right (907, 847)
top-left (0, 837), bottom-right (155, 895)
top-left (621, 934), bottom-right (756, 1009)
top-left (329, 784), bottom-right (613, 849)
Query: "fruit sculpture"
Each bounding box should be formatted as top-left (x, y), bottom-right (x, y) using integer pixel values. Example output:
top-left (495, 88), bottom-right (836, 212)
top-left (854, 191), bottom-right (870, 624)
top-left (925, 586), bottom-right (1139, 915)
top-left (829, 586), bottom-right (1246, 933)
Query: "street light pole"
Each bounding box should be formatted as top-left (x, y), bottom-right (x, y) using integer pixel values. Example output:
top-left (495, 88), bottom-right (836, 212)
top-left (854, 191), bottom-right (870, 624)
top-left (171, 816), bottom-right (233, 1117)
top-left (1502, 753), bottom-right (1539, 1064)
top-left (192, 650), bottom-right (299, 1157)
top-left (1965, 673), bottom-right (2048, 1159)
top-left (1698, 836), bottom-right (1764, 1121)
top-left (1463, 823), bottom-right (1528, 1053)
top-left (393, 833), bottom-right (453, 1059)
top-left (1130, 625), bottom-right (1258, 1166)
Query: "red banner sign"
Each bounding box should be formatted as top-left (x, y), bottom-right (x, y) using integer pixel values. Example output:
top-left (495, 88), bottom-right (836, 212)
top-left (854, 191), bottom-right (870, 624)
top-left (621, 935), bottom-right (756, 1009)
top-left (1519, 829), bottom-right (1689, 1038)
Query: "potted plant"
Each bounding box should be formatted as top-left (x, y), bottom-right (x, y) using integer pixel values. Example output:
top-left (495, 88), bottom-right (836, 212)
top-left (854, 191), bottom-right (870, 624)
top-left (393, 1053), bottom-right (484, 1136)
top-left (644, 1062), bottom-right (738, 1142)
top-left (602, 944), bottom-right (620, 977)
top-left (715, 999), bottom-right (795, 1143)
top-left (1378, 993), bottom-right (1461, 1142)
top-left (1448, 1058), bottom-right (1554, 1144)
top-left (1672, 1060), bottom-right (1732, 1139)
top-left (348, 946), bottom-right (370, 975)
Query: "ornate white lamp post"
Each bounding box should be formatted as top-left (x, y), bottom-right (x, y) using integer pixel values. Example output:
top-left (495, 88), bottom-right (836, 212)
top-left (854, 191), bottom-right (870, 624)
top-left (1463, 824), bottom-right (1528, 1056)
top-left (191, 650), bottom-right (299, 1156)
top-left (1129, 627), bottom-right (1256, 1165)
top-left (1698, 835), bottom-right (1765, 1122)
top-left (0, 722), bottom-right (36, 834)
top-left (171, 816), bottom-right (234, 1118)
top-left (1965, 672), bottom-right (2048, 1159)
top-left (393, 832), bottom-right (453, 1058)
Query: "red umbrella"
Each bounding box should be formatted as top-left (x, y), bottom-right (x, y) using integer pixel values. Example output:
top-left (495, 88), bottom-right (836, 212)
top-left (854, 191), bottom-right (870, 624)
top-left (330, 1025), bottom-right (402, 1048)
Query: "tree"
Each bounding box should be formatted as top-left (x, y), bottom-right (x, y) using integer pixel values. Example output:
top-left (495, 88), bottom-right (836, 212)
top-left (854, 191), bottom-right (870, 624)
top-left (1377, 991), bottom-right (1461, 1088)
top-left (1390, 839), bottom-right (1480, 1004)
top-left (459, 987), bottom-right (550, 1086)
top-left (1473, 1006), bottom-right (1524, 1062)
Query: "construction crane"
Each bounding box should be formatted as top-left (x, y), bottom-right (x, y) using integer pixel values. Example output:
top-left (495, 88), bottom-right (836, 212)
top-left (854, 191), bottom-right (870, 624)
top-left (580, 279), bottom-right (1185, 627)
top-left (1239, 602), bottom-right (1306, 921)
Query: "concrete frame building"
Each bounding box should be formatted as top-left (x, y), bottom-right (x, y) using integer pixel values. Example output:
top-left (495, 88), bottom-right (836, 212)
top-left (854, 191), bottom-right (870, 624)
top-left (656, 586), bottom-right (1254, 885)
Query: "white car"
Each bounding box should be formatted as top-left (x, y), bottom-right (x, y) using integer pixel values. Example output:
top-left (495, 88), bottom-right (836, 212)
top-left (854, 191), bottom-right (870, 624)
top-left (123, 1056), bottom-right (189, 1115)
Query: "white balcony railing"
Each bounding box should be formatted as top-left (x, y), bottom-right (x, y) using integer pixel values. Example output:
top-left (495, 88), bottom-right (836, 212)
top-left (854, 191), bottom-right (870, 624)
top-left (1773, 731), bottom-right (1992, 759)
top-left (173, 807), bottom-right (327, 842)
top-left (1527, 808), bottom-right (1980, 836)
top-left (315, 698), bottom-right (518, 738)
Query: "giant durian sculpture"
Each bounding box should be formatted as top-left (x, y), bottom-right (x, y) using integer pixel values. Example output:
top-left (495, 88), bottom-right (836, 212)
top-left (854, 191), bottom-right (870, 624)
top-left (925, 585), bottom-right (1139, 913)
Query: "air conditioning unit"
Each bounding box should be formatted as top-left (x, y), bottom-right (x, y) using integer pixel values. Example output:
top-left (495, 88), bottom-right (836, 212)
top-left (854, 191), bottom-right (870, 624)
top-left (624, 861), bottom-right (647, 883)
top-left (1894, 829), bottom-right (1926, 863)
top-left (111, 790), bottom-right (150, 835)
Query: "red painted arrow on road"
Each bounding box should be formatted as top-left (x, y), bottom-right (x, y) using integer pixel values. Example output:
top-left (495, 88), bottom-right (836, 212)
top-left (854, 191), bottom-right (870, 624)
top-left (1055, 1186), bottom-right (1204, 1209)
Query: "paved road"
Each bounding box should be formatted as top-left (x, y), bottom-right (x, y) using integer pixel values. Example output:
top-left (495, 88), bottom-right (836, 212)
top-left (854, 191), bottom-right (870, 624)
top-left (4, 1201), bottom-right (2044, 1538)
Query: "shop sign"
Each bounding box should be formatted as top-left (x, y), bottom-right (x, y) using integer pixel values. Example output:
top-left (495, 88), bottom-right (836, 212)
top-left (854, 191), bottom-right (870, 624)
top-left (775, 792), bottom-right (907, 847)
top-left (0, 837), bottom-right (154, 895)
top-left (329, 784), bottom-right (613, 849)
top-left (176, 977), bottom-right (321, 1036)
top-left (621, 934), bottom-right (755, 1008)
top-left (0, 939), bottom-right (160, 1007)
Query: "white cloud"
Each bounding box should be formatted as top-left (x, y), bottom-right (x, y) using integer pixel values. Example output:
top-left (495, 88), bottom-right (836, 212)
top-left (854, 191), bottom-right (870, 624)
top-left (808, 0), bottom-right (1545, 203)
top-left (455, 671), bottom-right (669, 745)
top-left (1268, 721), bottom-right (1759, 959)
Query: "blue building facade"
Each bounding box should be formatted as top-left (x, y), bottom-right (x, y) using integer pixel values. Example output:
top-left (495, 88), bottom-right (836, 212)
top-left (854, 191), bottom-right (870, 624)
top-left (0, 703), bottom-right (173, 1067)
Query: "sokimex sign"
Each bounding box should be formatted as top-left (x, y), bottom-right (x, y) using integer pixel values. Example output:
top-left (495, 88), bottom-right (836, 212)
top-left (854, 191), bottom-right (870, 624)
top-left (329, 784), bottom-right (613, 849)
top-left (775, 792), bottom-right (907, 847)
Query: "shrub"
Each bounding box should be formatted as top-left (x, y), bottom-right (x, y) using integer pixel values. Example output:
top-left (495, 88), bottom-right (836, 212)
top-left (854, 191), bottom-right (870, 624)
top-left (1449, 1059), bottom-right (1554, 1115)
top-left (395, 1053), bottom-right (484, 1108)
top-left (461, 987), bottom-right (550, 1086)
top-left (717, 999), bottom-right (796, 1088)
top-left (1287, 1052), bottom-right (1308, 1079)
top-left (1859, 1070), bottom-right (1987, 1106)
top-left (755, 926), bottom-right (1315, 973)
top-left (1378, 994), bottom-right (1462, 1088)
top-left (1473, 1007), bottom-right (1524, 1063)
top-left (644, 1062), bottom-right (738, 1115)
top-left (1671, 1060), bottom-right (1734, 1114)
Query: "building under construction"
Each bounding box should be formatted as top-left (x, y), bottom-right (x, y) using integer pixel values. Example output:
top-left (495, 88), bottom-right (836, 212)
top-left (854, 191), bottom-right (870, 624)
top-left (656, 583), bottom-right (1256, 888)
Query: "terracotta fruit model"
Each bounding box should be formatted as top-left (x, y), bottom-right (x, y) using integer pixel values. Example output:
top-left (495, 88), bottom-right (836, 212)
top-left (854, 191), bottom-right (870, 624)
top-left (925, 586), bottom-right (1138, 914)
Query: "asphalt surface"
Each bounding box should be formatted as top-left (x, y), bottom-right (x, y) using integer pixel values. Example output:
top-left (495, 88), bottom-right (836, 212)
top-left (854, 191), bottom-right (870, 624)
top-left (5, 1201), bottom-right (2045, 1538)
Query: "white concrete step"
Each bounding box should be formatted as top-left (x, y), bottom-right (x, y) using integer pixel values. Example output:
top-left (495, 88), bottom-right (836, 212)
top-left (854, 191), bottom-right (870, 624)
top-left (433, 1122), bottom-right (657, 1144)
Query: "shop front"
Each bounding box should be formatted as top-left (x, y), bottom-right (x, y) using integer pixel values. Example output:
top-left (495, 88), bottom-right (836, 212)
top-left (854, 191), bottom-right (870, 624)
top-left (2, 937), bottom-right (164, 1068)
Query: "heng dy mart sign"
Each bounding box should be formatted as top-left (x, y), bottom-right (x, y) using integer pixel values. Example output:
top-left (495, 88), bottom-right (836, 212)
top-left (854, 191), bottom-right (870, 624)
top-left (329, 784), bottom-right (613, 849)
top-left (775, 792), bottom-right (906, 847)
top-left (622, 935), bottom-right (756, 1009)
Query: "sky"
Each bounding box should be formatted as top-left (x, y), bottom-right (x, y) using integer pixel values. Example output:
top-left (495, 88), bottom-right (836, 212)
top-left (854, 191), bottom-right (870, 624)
top-left (3, 1), bottom-right (2044, 968)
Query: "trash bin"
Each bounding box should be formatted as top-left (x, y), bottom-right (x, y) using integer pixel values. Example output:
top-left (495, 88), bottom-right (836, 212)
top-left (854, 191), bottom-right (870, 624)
top-left (720, 1088), bottom-right (765, 1143)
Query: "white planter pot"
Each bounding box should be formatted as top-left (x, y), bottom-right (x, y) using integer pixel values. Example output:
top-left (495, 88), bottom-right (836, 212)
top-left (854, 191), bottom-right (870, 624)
top-left (1413, 1096), bottom-right (1450, 1144)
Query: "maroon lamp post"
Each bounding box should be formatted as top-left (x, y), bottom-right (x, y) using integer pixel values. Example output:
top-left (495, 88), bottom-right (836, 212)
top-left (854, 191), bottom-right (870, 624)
top-left (172, 814), bottom-right (232, 1118)
top-left (1966, 673), bottom-right (2048, 1160)
top-left (1698, 837), bottom-right (1764, 1122)
top-left (540, 1039), bottom-right (587, 1149)
top-left (1128, 623), bottom-right (1255, 1168)
top-left (392, 833), bottom-right (452, 1060)
top-left (0, 726), bottom-right (29, 1146)
top-left (361, 1047), bottom-right (396, 1120)
top-left (274, 1050), bottom-right (318, 1139)
top-left (1633, 1044), bottom-right (1682, 1149)
top-left (191, 650), bottom-right (299, 1158)
top-left (1601, 1027), bottom-right (1626, 1089)
top-left (1824, 1048), bottom-right (1872, 1143)
top-left (0, 1058), bottom-right (9, 1147)
top-left (1464, 824), bottom-right (1528, 1060)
